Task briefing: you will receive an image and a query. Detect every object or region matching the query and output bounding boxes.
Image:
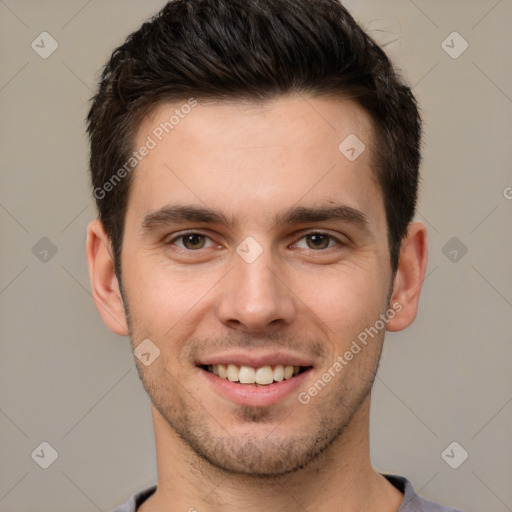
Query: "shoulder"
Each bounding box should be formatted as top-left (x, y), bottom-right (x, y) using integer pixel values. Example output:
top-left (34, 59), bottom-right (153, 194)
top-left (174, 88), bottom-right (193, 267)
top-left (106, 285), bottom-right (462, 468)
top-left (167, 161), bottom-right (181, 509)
top-left (383, 474), bottom-right (464, 512)
top-left (110, 485), bottom-right (157, 512)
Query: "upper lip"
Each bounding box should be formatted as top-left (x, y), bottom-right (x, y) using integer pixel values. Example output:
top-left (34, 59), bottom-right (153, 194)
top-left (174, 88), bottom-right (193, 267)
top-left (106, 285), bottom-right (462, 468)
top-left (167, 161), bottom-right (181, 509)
top-left (196, 350), bottom-right (314, 368)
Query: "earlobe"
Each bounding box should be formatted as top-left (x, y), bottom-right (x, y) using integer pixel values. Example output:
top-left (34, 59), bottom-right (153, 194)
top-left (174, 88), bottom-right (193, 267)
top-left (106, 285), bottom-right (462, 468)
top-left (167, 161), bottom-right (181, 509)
top-left (386, 221), bottom-right (428, 332)
top-left (86, 219), bottom-right (129, 336)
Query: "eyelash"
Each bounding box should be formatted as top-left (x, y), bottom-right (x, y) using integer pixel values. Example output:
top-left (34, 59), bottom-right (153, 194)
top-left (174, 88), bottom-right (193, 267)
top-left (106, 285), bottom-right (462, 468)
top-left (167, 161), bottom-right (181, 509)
top-left (166, 230), bottom-right (346, 252)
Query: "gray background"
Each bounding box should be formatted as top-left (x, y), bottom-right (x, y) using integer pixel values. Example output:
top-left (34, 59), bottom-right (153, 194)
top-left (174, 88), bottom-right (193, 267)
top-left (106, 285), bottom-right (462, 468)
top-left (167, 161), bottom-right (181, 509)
top-left (0, 0), bottom-right (511, 510)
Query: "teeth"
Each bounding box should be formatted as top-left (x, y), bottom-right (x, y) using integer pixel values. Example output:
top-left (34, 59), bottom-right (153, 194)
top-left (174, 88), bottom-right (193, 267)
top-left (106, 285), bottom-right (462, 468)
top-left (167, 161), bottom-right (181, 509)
top-left (207, 364), bottom-right (304, 385)
top-left (218, 364), bottom-right (227, 379)
top-left (226, 364), bottom-right (239, 382)
top-left (255, 365), bottom-right (274, 385)
top-left (284, 365), bottom-right (294, 379)
top-left (273, 365), bottom-right (284, 381)
top-left (239, 366), bottom-right (256, 383)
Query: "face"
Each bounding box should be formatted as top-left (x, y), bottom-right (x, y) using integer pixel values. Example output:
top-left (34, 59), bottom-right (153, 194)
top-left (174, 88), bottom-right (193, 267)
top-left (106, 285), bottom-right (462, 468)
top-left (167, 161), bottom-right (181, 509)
top-left (118, 95), bottom-right (394, 475)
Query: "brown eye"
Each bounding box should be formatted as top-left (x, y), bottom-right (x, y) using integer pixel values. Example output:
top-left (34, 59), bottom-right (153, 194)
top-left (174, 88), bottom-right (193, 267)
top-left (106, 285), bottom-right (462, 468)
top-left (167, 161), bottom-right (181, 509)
top-left (181, 234), bottom-right (206, 250)
top-left (305, 233), bottom-right (331, 250)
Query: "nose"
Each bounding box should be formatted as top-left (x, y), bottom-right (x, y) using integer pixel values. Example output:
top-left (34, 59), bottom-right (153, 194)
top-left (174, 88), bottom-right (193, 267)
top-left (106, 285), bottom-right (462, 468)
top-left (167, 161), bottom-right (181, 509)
top-left (216, 248), bottom-right (296, 334)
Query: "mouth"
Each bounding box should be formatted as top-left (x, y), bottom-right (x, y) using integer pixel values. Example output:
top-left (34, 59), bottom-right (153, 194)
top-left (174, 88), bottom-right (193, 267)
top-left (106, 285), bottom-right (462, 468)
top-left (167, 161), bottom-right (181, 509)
top-left (195, 351), bottom-right (315, 407)
top-left (200, 363), bottom-right (312, 386)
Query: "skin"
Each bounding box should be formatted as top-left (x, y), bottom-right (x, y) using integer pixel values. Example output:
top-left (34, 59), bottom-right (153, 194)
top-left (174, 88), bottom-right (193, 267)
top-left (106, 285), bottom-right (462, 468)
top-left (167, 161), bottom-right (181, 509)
top-left (87, 95), bottom-right (427, 512)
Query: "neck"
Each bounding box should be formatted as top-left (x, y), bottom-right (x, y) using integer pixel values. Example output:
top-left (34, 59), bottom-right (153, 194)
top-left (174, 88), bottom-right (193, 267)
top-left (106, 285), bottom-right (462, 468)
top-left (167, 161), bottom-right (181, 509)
top-left (140, 394), bottom-right (403, 512)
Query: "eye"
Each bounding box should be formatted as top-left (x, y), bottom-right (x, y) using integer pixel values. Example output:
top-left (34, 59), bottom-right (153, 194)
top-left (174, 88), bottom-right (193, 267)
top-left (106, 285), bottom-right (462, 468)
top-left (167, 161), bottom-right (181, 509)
top-left (170, 232), bottom-right (215, 250)
top-left (294, 232), bottom-right (343, 250)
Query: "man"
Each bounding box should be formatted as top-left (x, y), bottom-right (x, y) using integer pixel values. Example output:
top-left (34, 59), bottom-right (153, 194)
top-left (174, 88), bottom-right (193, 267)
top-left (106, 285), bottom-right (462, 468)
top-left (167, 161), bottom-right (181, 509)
top-left (85, 0), bottom-right (462, 510)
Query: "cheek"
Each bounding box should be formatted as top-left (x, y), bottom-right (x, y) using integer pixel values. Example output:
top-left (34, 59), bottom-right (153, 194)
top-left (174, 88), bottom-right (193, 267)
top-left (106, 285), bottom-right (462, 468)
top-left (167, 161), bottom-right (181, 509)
top-left (295, 266), bottom-right (389, 348)
top-left (121, 255), bottom-right (221, 338)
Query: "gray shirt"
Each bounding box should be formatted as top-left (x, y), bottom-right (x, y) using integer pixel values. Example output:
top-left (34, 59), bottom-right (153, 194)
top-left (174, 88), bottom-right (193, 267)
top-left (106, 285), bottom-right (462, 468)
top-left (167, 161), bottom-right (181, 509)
top-left (111, 474), bottom-right (463, 511)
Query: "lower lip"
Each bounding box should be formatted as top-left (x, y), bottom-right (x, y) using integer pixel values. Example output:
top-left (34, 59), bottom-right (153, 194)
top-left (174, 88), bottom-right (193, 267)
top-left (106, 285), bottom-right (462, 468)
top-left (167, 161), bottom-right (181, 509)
top-left (199, 367), bottom-right (312, 407)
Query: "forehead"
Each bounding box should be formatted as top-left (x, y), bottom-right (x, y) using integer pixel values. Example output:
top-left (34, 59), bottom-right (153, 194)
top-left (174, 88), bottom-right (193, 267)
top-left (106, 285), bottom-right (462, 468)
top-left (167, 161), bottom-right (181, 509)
top-left (127, 95), bottom-right (383, 232)
top-left (138, 95), bottom-right (374, 166)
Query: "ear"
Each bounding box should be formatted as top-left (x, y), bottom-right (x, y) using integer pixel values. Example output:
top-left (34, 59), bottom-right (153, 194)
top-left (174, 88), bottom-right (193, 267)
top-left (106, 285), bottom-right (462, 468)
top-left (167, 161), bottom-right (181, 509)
top-left (86, 219), bottom-right (129, 336)
top-left (386, 221), bottom-right (428, 332)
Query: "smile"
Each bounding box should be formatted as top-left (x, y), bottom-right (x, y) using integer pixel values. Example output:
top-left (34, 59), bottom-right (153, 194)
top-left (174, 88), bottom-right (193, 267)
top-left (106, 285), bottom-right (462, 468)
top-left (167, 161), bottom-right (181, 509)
top-left (198, 362), bottom-right (314, 407)
top-left (202, 364), bottom-right (311, 385)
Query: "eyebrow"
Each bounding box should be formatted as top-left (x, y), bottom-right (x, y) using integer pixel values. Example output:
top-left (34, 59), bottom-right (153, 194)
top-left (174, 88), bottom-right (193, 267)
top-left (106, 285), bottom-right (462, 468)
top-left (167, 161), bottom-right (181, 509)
top-left (140, 204), bottom-right (370, 234)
